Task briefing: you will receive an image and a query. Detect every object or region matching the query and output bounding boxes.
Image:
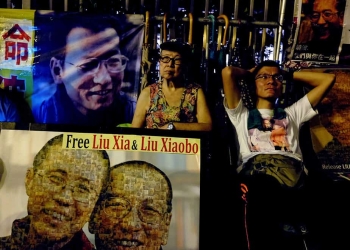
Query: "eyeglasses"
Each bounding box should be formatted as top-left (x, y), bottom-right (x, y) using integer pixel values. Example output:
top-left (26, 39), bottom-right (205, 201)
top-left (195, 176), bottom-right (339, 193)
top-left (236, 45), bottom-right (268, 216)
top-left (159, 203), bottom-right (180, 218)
top-left (255, 74), bottom-right (283, 82)
top-left (37, 172), bottom-right (97, 203)
top-left (66, 54), bottom-right (129, 74)
top-left (159, 56), bottom-right (182, 65)
top-left (311, 11), bottom-right (339, 22)
top-left (102, 197), bottom-right (166, 224)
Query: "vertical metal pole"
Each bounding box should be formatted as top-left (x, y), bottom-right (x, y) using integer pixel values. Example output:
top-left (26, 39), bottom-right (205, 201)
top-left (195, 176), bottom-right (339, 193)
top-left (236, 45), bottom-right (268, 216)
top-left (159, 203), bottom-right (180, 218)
top-left (64, 0), bottom-right (68, 11)
top-left (249, 0), bottom-right (254, 16)
top-left (49, 0), bottom-right (52, 10)
top-left (275, 0), bottom-right (287, 62)
top-left (188, 13), bottom-right (193, 45)
top-left (204, 0), bottom-right (210, 92)
top-left (234, 0), bottom-right (239, 18)
top-left (260, 0), bottom-right (269, 62)
top-left (273, 28), bottom-right (278, 61)
top-left (162, 13), bottom-right (167, 43)
top-left (204, 0), bottom-right (209, 17)
top-left (217, 0), bottom-right (224, 50)
top-left (205, 24), bottom-right (209, 91)
top-left (248, 0), bottom-right (254, 47)
top-left (153, 0), bottom-right (160, 48)
top-left (219, 0), bottom-right (224, 15)
top-left (231, 0), bottom-right (240, 49)
top-left (126, 0), bottom-right (129, 12)
top-left (169, 0), bottom-right (178, 40)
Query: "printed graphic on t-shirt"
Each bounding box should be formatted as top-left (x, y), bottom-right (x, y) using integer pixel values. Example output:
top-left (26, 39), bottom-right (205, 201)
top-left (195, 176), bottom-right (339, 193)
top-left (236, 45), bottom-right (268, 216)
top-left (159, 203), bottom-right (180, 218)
top-left (248, 116), bottom-right (291, 152)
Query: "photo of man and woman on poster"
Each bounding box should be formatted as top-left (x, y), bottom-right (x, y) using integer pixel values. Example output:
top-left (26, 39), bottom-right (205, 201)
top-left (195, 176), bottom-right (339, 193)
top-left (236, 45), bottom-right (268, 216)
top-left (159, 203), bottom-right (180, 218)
top-left (0, 130), bottom-right (201, 250)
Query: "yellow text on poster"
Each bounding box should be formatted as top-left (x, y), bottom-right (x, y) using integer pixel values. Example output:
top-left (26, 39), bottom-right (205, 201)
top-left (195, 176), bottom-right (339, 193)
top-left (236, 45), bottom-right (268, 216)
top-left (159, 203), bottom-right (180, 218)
top-left (62, 133), bottom-right (200, 155)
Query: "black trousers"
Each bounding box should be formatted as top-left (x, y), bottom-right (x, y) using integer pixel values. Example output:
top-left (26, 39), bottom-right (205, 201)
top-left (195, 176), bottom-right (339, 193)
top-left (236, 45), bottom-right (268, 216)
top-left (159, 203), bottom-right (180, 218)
top-left (238, 174), bottom-right (308, 250)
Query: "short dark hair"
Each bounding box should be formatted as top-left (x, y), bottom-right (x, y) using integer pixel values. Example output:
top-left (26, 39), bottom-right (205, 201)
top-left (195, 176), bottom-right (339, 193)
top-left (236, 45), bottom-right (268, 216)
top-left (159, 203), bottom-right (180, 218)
top-left (110, 160), bottom-right (173, 212)
top-left (45, 13), bottom-right (123, 60)
top-left (160, 41), bottom-right (192, 63)
top-left (33, 134), bottom-right (110, 192)
top-left (336, 0), bottom-right (346, 12)
top-left (242, 60), bottom-right (281, 109)
top-left (251, 60), bottom-right (281, 78)
top-left (88, 160), bottom-right (173, 234)
top-left (310, 0), bottom-right (346, 12)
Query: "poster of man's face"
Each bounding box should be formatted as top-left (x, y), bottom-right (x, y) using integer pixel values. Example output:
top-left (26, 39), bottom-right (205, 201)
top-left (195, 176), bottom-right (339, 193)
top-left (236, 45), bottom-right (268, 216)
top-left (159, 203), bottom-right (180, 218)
top-left (0, 129), bottom-right (201, 250)
top-left (32, 12), bottom-right (143, 126)
top-left (0, 9), bottom-right (143, 126)
top-left (89, 161), bottom-right (173, 249)
top-left (291, 0), bottom-right (347, 64)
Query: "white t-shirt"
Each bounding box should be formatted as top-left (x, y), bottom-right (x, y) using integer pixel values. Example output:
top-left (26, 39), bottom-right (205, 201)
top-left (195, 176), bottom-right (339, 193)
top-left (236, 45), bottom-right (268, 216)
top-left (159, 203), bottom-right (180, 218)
top-left (224, 95), bottom-right (317, 172)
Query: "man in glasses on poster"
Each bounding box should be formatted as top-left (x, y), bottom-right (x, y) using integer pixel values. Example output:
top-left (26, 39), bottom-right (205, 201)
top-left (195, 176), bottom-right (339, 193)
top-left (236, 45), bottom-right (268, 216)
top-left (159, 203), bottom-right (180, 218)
top-left (296, 0), bottom-right (345, 61)
top-left (88, 160), bottom-right (173, 250)
top-left (0, 134), bottom-right (110, 250)
top-left (33, 15), bottom-right (137, 126)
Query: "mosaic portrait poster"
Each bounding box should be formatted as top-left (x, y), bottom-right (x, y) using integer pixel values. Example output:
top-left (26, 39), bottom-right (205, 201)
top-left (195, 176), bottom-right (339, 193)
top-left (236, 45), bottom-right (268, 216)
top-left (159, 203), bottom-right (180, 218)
top-left (307, 68), bottom-right (350, 181)
top-left (0, 9), bottom-right (144, 126)
top-left (289, 0), bottom-right (350, 64)
top-left (0, 129), bottom-right (201, 250)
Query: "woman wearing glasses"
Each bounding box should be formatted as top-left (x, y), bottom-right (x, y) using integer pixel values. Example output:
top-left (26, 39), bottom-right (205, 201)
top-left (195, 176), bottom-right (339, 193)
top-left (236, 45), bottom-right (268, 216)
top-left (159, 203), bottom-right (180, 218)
top-left (131, 41), bottom-right (212, 131)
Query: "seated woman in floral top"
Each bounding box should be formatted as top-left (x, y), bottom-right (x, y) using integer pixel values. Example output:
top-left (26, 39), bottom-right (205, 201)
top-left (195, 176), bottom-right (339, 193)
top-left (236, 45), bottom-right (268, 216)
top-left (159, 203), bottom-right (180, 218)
top-left (131, 41), bottom-right (212, 131)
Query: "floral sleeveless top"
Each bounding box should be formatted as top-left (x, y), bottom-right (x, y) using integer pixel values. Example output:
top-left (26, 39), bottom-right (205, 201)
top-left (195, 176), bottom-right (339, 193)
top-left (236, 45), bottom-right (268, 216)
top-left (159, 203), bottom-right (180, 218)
top-left (145, 82), bottom-right (200, 128)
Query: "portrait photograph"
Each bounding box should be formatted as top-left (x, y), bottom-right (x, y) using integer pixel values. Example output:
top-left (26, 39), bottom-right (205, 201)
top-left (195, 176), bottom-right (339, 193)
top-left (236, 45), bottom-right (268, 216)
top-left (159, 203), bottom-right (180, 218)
top-left (0, 9), bottom-right (144, 126)
top-left (291, 0), bottom-right (348, 64)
